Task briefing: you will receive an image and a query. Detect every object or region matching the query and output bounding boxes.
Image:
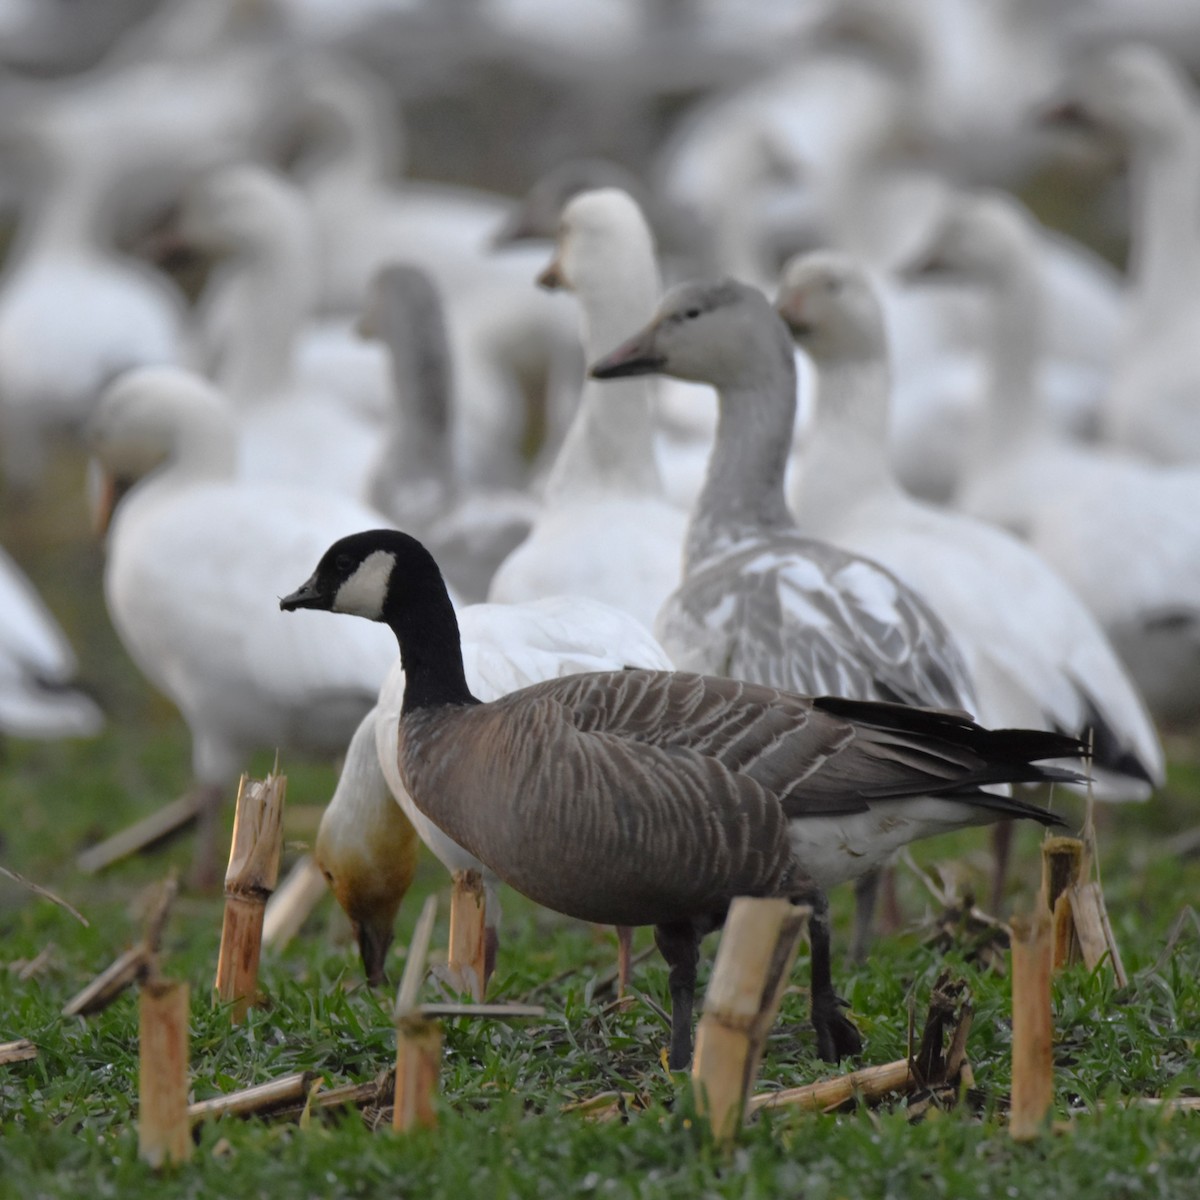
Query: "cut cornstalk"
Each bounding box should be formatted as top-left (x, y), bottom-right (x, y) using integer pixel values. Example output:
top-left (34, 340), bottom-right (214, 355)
top-left (188, 1071), bottom-right (315, 1123)
top-left (214, 774), bottom-right (286, 1022)
top-left (393, 895), bottom-right (441, 1132)
top-left (1069, 882), bottom-right (1128, 987)
top-left (262, 855), bottom-right (328, 950)
top-left (749, 1058), bottom-right (913, 1115)
top-left (447, 869), bottom-right (487, 1002)
top-left (138, 978), bottom-right (191, 1168)
top-left (692, 897), bottom-right (810, 1142)
top-left (0, 1039), bottom-right (37, 1065)
top-left (76, 793), bottom-right (203, 874)
top-left (1041, 837), bottom-right (1085, 970)
top-left (1009, 909), bottom-right (1054, 1141)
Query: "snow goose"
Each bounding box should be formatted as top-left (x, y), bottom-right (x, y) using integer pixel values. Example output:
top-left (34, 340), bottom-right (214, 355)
top-left (282, 527), bottom-right (1080, 1068)
top-left (179, 163), bottom-right (385, 497)
top-left (358, 264), bottom-right (536, 603)
top-left (909, 192), bottom-right (1200, 724)
top-left (486, 189), bottom-right (688, 631)
top-left (777, 251), bottom-right (1164, 806)
top-left (0, 546), bottom-right (104, 739)
top-left (0, 113), bottom-right (185, 492)
top-left (315, 703), bottom-right (420, 984)
top-left (1044, 43), bottom-right (1200, 463)
top-left (591, 278), bottom-right (979, 955)
top-left (86, 365), bottom-right (398, 885)
top-left (293, 59), bottom-right (576, 490)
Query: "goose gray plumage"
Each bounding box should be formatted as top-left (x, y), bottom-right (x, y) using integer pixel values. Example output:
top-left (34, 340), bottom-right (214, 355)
top-left (282, 528), bottom-right (1082, 1070)
top-left (590, 277), bottom-right (978, 958)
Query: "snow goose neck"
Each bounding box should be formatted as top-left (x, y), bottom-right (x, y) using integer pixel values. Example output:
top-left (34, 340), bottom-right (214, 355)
top-left (87, 364), bottom-right (397, 884)
top-left (283, 527), bottom-right (1080, 1069)
top-left (1044, 44), bottom-right (1200, 462)
top-left (0, 546), bottom-right (104, 739)
top-left (316, 704), bottom-right (420, 984)
top-left (778, 251), bottom-right (1164, 800)
top-left (179, 163), bottom-right (382, 496)
top-left (486, 190), bottom-right (687, 630)
top-left (358, 264), bottom-right (535, 603)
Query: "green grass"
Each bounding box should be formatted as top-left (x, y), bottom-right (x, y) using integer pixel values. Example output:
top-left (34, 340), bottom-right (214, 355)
top-left (4, 447), bottom-right (1200, 1198)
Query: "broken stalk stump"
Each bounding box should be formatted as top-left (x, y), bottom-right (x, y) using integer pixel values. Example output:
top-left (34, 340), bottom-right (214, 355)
top-left (394, 895), bottom-right (441, 1132)
top-left (0, 1039), bottom-right (38, 1066)
top-left (447, 869), bottom-right (487, 1002)
top-left (692, 897), bottom-right (810, 1142)
top-left (1009, 908), bottom-right (1054, 1141)
top-left (214, 773), bottom-right (286, 1022)
top-left (262, 854), bottom-right (328, 950)
top-left (1068, 882), bottom-right (1129, 987)
top-left (139, 978), bottom-right (191, 1168)
top-left (1041, 836), bottom-right (1085, 970)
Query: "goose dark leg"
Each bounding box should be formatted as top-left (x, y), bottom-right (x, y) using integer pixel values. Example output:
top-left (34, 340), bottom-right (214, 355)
top-left (189, 781), bottom-right (227, 891)
top-left (615, 925), bottom-right (633, 998)
top-left (653, 921), bottom-right (700, 1070)
top-left (990, 821), bottom-right (1014, 914)
top-left (802, 888), bottom-right (863, 1063)
top-left (850, 869), bottom-right (880, 964)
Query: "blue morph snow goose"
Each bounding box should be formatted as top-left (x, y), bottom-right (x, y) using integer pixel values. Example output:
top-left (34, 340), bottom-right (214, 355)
top-left (282, 527), bottom-right (1081, 1069)
top-left (590, 278), bottom-right (979, 955)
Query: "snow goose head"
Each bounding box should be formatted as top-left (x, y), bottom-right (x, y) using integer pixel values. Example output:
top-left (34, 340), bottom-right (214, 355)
top-left (776, 251), bottom-right (886, 363)
top-left (87, 366), bottom-right (237, 530)
top-left (1043, 44), bottom-right (1195, 151)
top-left (536, 187), bottom-right (660, 310)
top-left (590, 278), bottom-right (794, 392)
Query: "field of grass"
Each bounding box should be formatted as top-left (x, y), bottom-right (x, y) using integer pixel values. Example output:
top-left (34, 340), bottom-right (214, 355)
top-left (3, 448), bottom-right (1200, 1199)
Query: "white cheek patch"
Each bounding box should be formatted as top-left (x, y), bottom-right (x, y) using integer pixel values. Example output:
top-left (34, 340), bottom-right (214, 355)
top-left (333, 549), bottom-right (394, 618)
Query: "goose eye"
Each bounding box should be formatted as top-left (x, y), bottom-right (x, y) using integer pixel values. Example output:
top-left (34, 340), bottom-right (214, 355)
top-left (684, 307), bottom-right (701, 320)
top-left (335, 554), bottom-right (353, 574)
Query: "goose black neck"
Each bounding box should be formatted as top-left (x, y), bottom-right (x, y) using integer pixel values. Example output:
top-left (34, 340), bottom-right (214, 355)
top-left (384, 557), bottom-right (480, 714)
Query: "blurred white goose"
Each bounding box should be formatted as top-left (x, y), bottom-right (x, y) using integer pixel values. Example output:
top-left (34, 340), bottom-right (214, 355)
top-left (779, 251), bottom-right (1164, 805)
top-left (293, 60), bottom-right (576, 489)
top-left (180, 163), bottom-right (385, 497)
top-left (0, 546), bottom-right (104, 739)
top-left (0, 113), bottom-right (185, 491)
top-left (487, 190), bottom-right (687, 630)
top-left (86, 364), bottom-right (399, 885)
top-left (1045, 43), bottom-right (1200, 463)
top-left (358, 264), bottom-right (536, 603)
top-left (914, 192), bottom-right (1200, 726)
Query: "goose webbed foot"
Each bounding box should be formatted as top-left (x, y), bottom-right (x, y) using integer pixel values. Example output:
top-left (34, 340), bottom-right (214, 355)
top-left (811, 988), bottom-right (864, 1062)
top-left (654, 921), bottom-right (701, 1070)
top-left (797, 883), bottom-right (863, 1063)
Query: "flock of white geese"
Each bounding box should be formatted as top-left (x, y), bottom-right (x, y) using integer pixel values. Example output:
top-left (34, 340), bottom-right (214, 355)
top-left (4, 0), bottom-right (1200, 1064)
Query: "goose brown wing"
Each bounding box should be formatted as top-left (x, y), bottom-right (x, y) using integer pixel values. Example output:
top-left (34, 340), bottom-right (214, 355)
top-left (504, 670), bottom-right (1083, 820)
top-left (400, 688), bottom-right (802, 926)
